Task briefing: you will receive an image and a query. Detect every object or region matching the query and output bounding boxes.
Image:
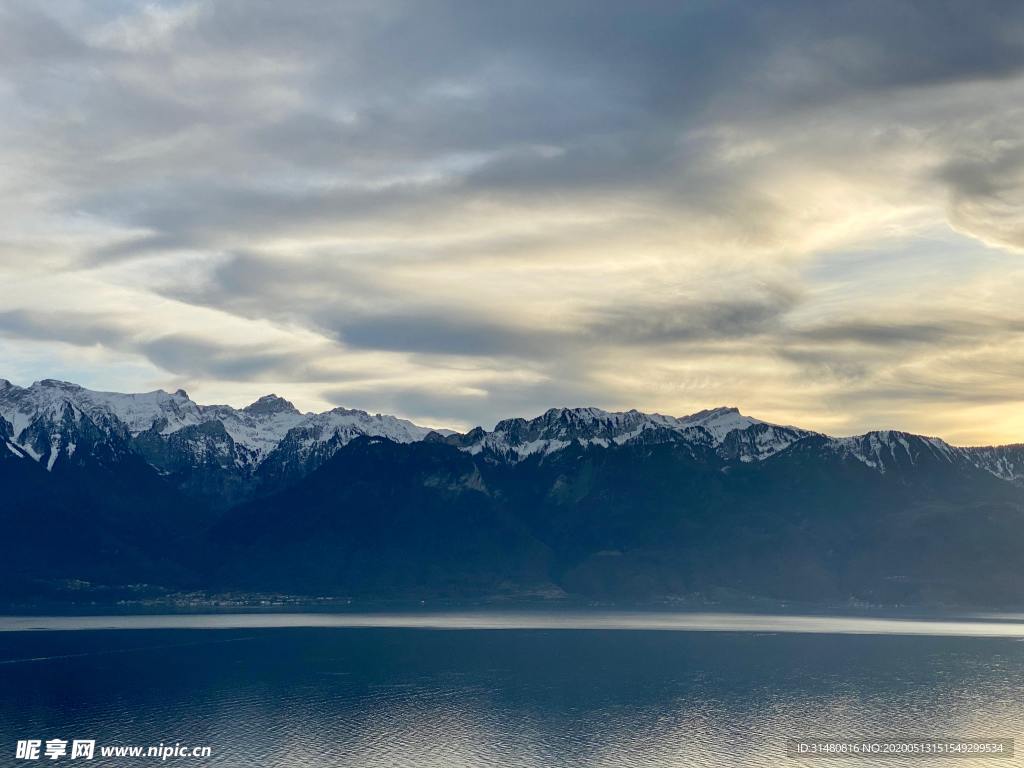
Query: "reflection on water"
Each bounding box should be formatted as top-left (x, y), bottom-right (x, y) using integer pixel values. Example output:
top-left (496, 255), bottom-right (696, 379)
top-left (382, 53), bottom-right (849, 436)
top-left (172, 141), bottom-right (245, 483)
top-left (0, 614), bottom-right (1021, 767)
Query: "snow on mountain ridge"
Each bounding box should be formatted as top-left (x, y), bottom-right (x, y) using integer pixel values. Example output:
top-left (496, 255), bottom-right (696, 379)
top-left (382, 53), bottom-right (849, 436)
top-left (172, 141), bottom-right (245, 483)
top-left (962, 444), bottom-right (1024, 486)
top-left (676, 406), bottom-right (764, 440)
top-left (241, 394), bottom-right (300, 416)
top-left (465, 406), bottom-right (683, 458)
top-left (290, 407), bottom-right (442, 450)
top-left (827, 430), bottom-right (962, 471)
top-left (450, 405), bottom-right (806, 461)
top-left (0, 379), bottom-right (441, 472)
top-left (1, 379), bottom-right (1022, 485)
top-left (0, 379), bottom-right (204, 437)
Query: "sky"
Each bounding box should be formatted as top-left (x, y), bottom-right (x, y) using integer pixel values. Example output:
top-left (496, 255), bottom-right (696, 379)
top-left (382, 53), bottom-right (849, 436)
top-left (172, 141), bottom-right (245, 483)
top-left (1, 0), bottom-right (1023, 444)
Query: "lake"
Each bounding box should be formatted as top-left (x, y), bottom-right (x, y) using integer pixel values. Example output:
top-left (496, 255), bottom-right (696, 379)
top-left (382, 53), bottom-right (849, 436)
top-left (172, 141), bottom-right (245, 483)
top-left (0, 612), bottom-right (1022, 766)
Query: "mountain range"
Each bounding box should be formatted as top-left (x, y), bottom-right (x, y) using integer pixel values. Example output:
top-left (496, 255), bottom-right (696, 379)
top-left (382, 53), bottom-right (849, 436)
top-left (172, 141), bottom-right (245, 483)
top-left (3, 378), bottom-right (1024, 607)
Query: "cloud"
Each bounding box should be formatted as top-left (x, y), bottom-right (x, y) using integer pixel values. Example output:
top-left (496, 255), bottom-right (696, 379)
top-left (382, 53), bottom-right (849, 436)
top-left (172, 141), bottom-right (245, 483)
top-left (0, 309), bottom-right (132, 348)
top-left (0, 310), bottom-right (335, 383)
top-left (792, 316), bottom-right (1024, 347)
top-left (322, 375), bottom-right (612, 430)
top-left (941, 139), bottom-right (1024, 252)
top-left (139, 334), bottom-right (321, 382)
top-left (2, 1), bottom-right (1024, 442)
top-left (156, 248), bottom-right (801, 359)
top-left (589, 288), bottom-right (800, 346)
top-left (0, 4), bottom-right (89, 67)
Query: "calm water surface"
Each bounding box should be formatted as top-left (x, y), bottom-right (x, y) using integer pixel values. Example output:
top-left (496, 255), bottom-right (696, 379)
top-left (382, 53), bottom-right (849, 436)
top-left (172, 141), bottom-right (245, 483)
top-left (0, 612), bottom-right (1022, 767)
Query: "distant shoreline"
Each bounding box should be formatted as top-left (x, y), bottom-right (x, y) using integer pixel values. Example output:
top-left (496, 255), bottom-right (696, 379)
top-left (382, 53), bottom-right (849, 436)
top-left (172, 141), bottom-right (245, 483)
top-left (3, 610), bottom-right (1024, 639)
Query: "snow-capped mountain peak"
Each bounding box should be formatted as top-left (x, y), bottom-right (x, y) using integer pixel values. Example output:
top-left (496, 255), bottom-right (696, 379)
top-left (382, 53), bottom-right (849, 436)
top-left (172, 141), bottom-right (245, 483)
top-left (242, 394), bottom-right (301, 416)
top-left (828, 430), bottom-right (959, 473)
top-left (447, 404), bottom-right (794, 460)
top-left (677, 406), bottom-right (764, 441)
top-left (2, 377), bottom-right (1023, 491)
top-left (0, 379), bottom-right (441, 479)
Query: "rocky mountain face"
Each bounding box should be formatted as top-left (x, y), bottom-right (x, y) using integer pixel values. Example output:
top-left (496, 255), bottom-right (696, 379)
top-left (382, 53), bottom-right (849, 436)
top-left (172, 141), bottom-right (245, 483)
top-left (3, 379), bottom-right (1021, 495)
top-left (3, 377), bottom-right (1024, 606)
top-left (0, 379), bottom-right (441, 506)
top-left (962, 444), bottom-right (1024, 487)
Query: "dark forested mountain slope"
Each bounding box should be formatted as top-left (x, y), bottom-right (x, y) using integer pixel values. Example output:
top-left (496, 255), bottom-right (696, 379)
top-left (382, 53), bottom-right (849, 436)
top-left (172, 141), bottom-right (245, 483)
top-left (3, 378), bottom-right (1024, 606)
